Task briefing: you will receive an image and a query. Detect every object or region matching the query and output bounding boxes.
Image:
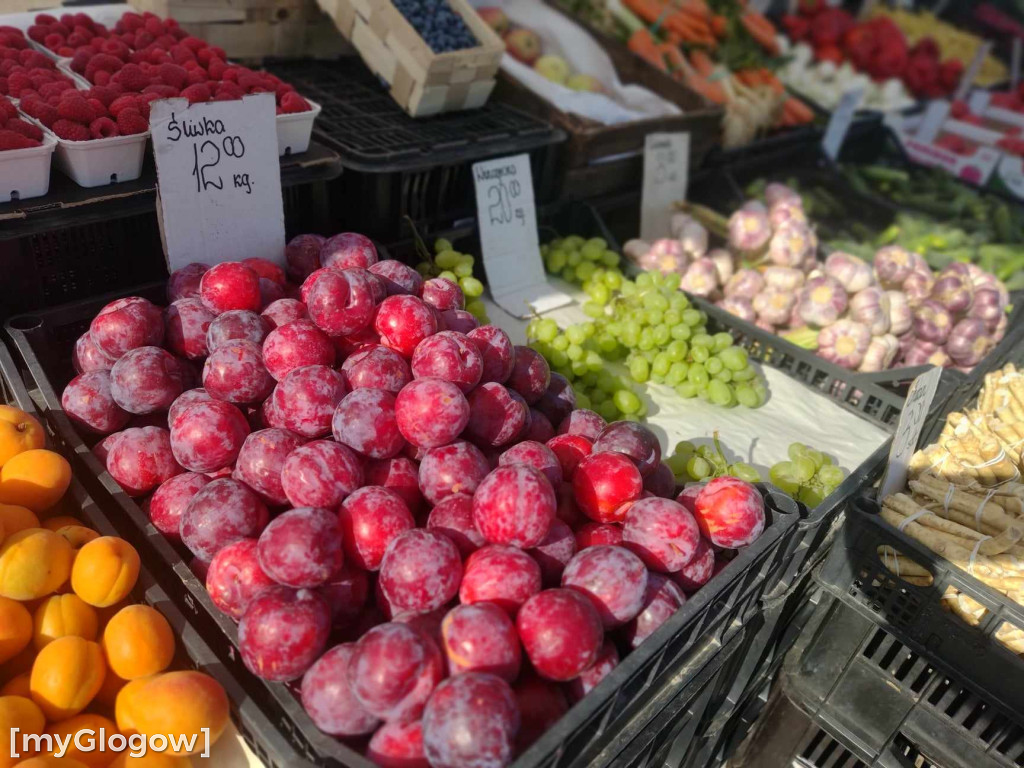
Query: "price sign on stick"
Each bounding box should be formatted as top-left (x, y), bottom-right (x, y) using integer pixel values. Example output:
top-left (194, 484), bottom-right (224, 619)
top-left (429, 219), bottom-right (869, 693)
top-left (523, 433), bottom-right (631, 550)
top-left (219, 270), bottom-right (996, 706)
top-left (641, 132), bottom-right (689, 241)
top-left (955, 41), bottom-right (994, 102)
top-left (823, 88), bottom-right (864, 161)
top-left (151, 93), bottom-right (285, 272)
top-left (1013, 38), bottom-right (1022, 92)
top-left (878, 366), bottom-right (944, 499)
top-left (472, 154), bottom-right (570, 319)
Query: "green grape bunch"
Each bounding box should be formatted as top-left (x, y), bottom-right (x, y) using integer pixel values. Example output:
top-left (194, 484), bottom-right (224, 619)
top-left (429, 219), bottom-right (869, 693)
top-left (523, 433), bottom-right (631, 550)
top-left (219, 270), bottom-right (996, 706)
top-left (414, 237), bottom-right (489, 323)
top-left (530, 235), bottom-right (769, 419)
top-left (769, 443), bottom-right (846, 507)
top-left (665, 434), bottom-right (762, 484)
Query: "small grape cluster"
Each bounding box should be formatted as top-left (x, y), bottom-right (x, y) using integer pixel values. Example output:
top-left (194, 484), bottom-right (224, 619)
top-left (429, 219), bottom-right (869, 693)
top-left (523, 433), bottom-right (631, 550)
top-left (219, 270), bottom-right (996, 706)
top-left (416, 238), bottom-right (489, 323)
top-left (665, 436), bottom-right (761, 484)
top-left (769, 443), bottom-right (845, 507)
top-left (530, 235), bottom-right (768, 421)
top-left (391, 0), bottom-right (479, 53)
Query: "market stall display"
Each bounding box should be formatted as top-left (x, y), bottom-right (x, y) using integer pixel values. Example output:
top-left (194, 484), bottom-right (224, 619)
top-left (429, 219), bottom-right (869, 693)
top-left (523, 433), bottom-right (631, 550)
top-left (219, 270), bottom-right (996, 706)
top-left (2, 1), bottom-right (1024, 767)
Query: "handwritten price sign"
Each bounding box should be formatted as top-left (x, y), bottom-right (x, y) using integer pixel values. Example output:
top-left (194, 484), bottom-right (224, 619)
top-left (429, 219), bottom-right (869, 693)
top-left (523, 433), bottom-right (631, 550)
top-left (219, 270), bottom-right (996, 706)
top-left (472, 154), bottom-right (569, 318)
top-left (641, 132), bottom-right (689, 241)
top-left (151, 93), bottom-right (285, 272)
top-left (878, 365), bottom-right (943, 499)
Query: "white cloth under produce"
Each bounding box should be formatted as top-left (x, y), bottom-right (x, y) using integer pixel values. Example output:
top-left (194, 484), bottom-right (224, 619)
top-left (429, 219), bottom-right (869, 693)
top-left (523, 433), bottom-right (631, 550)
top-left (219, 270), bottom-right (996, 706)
top-left (471, 0), bottom-right (682, 125)
top-left (487, 278), bottom-right (891, 476)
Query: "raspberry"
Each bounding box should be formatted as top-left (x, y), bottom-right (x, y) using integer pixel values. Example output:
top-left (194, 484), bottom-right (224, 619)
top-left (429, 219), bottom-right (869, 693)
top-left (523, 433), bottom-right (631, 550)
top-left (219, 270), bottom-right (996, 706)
top-left (185, 67), bottom-right (207, 85)
top-left (143, 83), bottom-right (178, 98)
top-left (280, 91), bottom-right (311, 114)
top-left (170, 45), bottom-right (195, 65)
top-left (70, 49), bottom-right (90, 74)
top-left (144, 17), bottom-right (163, 36)
top-left (44, 33), bottom-right (64, 50)
top-left (180, 83), bottom-right (210, 104)
top-left (157, 62), bottom-right (187, 90)
top-left (51, 119), bottom-right (90, 141)
top-left (85, 53), bottom-right (122, 79)
top-left (121, 12), bottom-right (145, 32)
top-left (38, 81), bottom-right (71, 99)
top-left (7, 72), bottom-right (31, 97)
top-left (207, 58), bottom-right (227, 80)
top-left (112, 63), bottom-right (148, 92)
top-left (216, 83), bottom-right (243, 100)
top-left (35, 14), bottom-right (57, 24)
top-left (90, 116), bottom-right (118, 139)
top-left (26, 24), bottom-right (47, 43)
top-left (102, 39), bottom-right (131, 62)
top-left (67, 33), bottom-right (87, 48)
top-left (0, 129), bottom-right (37, 150)
top-left (116, 107), bottom-right (147, 135)
top-left (85, 85), bottom-right (118, 106)
top-left (7, 118), bottom-right (43, 142)
top-left (109, 94), bottom-right (141, 117)
top-left (0, 96), bottom-right (16, 119)
top-left (181, 36), bottom-right (207, 51)
top-left (87, 98), bottom-right (108, 118)
top-left (57, 93), bottom-right (96, 124)
top-left (238, 73), bottom-right (265, 92)
top-left (50, 22), bottom-right (70, 37)
top-left (93, 70), bottom-right (111, 86)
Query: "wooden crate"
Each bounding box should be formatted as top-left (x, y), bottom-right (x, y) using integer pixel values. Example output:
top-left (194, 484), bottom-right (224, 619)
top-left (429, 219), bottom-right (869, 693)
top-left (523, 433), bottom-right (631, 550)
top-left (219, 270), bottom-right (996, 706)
top-left (316, 0), bottom-right (504, 117)
top-left (127, 0), bottom-right (348, 60)
top-left (8, 0), bottom-right (62, 12)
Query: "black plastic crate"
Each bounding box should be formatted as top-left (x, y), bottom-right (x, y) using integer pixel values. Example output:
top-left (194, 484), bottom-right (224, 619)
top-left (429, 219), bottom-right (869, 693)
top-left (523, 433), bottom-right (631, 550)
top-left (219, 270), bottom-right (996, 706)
top-left (0, 340), bottom-right (301, 768)
top-left (3, 285), bottom-right (799, 768)
top-left (0, 186), bottom-right (332, 321)
top-left (265, 58), bottom-right (566, 240)
top-left (817, 493), bottom-right (1024, 719)
top-left (681, 570), bottom-right (822, 768)
top-left (780, 592), bottom-right (1024, 768)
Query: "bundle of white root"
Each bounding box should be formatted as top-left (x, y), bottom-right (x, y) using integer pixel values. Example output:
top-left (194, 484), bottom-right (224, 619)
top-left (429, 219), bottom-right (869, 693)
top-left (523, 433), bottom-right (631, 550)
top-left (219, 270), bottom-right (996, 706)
top-left (909, 364), bottom-right (1024, 488)
top-left (878, 474), bottom-right (1024, 653)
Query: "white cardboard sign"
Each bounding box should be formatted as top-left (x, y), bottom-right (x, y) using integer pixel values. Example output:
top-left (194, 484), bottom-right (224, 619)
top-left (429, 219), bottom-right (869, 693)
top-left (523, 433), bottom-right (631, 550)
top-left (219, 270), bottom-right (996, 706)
top-left (822, 88), bottom-right (864, 161)
top-left (640, 132), bottom-right (690, 241)
top-left (472, 154), bottom-right (570, 318)
top-left (878, 365), bottom-right (944, 499)
top-left (151, 93), bottom-right (286, 272)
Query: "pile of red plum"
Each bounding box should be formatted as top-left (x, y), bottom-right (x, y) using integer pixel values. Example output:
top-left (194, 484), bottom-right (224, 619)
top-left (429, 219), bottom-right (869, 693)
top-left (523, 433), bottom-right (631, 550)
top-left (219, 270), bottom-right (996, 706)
top-left (60, 231), bottom-right (770, 768)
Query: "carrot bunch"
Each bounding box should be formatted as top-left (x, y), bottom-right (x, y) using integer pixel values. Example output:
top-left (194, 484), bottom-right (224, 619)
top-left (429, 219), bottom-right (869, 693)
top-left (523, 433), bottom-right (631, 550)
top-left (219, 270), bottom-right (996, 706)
top-left (623, 0), bottom-right (727, 49)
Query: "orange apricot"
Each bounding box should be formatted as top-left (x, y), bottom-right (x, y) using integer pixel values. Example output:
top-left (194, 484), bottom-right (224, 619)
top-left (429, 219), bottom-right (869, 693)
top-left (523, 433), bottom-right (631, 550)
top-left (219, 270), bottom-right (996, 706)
top-left (29, 636), bottom-right (106, 721)
top-left (70, 539), bottom-right (139, 608)
top-left (115, 672), bottom-right (228, 756)
top-left (45, 714), bottom-right (119, 768)
top-left (109, 755), bottom-right (192, 768)
top-left (55, 527), bottom-right (100, 552)
top-left (0, 672), bottom-right (30, 698)
top-left (0, 504), bottom-right (39, 536)
top-left (0, 596), bottom-right (32, 664)
top-left (41, 518), bottom-right (82, 533)
top-left (0, 406), bottom-right (44, 469)
top-left (33, 595), bottom-right (99, 650)
top-left (0, 529), bottom-right (73, 600)
top-left (101, 606), bottom-right (174, 681)
top-left (0, 695), bottom-right (46, 768)
top-left (0, 450), bottom-right (71, 512)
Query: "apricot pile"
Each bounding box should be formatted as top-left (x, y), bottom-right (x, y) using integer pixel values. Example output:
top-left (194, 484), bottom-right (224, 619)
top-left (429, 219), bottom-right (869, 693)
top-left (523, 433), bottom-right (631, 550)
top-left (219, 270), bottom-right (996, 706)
top-left (0, 405), bottom-right (229, 766)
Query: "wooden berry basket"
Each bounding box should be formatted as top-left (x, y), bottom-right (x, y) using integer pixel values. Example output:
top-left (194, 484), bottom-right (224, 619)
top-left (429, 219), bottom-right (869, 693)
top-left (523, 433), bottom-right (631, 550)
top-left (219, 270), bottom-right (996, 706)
top-left (316, 0), bottom-right (504, 117)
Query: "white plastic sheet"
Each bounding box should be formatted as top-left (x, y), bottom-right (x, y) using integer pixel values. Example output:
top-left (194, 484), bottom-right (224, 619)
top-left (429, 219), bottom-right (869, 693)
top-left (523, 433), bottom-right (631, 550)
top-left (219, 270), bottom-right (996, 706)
top-left (483, 278), bottom-right (891, 476)
top-left (471, 0), bottom-right (681, 125)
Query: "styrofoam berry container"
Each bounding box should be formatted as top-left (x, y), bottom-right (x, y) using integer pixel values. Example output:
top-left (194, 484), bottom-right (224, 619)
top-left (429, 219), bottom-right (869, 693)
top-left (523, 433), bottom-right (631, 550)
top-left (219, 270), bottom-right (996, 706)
top-left (0, 131), bottom-right (57, 202)
top-left (276, 98), bottom-right (320, 156)
top-left (52, 128), bottom-right (150, 187)
top-left (21, 111), bottom-right (150, 188)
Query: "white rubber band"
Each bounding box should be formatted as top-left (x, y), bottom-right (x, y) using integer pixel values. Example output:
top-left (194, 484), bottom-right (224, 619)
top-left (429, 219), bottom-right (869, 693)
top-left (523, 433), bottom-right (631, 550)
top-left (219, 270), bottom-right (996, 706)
top-left (968, 536), bottom-right (991, 576)
top-left (898, 507), bottom-right (931, 532)
top-left (976, 489), bottom-right (998, 530)
top-left (943, 483), bottom-right (956, 515)
top-left (964, 451), bottom-right (1008, 470)
top-left (881, 545), bottom-right (899, 578)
